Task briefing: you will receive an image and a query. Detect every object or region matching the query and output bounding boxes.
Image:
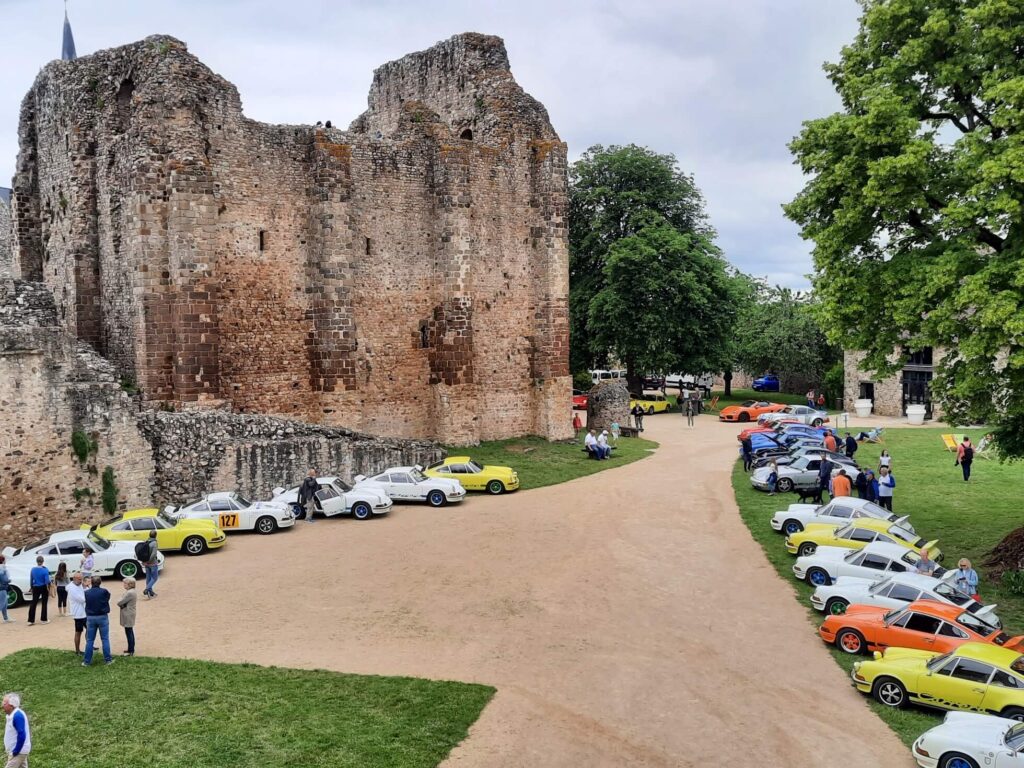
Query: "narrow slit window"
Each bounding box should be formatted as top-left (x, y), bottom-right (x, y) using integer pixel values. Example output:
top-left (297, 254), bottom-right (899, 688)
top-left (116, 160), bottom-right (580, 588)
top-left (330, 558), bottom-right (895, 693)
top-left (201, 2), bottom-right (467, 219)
top-left (259, 229), bottom-right (266, 251)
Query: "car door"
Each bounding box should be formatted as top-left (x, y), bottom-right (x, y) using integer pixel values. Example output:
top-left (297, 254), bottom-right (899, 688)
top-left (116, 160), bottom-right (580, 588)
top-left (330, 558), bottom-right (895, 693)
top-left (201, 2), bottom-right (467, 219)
top-left (208, 498), bottom-right (239, 531)
top-left (923, 657), bottom-right (993, 711)
top-left (448, 463), bottom-right (482, 491)
top-left (388, 472), bottom-right (419, 500)
top-left (122, 518), bottom-right (154, 542)
top-left (881, 610), bottom-right (943, 652)
top-left (55, 540), bottom-right (100, 575)
top-left (315, 486), bottom-right (348, 517)
top-left (33, 543), bottom-right (62, 573)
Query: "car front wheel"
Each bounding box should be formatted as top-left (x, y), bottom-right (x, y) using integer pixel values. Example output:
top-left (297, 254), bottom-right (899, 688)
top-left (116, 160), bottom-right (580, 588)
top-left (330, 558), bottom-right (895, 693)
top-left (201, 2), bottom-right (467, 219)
top-left (183, 536), bottom-right (207, 556)
top-left (351, 502), bottom-right (372, 520)
top-left (836, 628), bottom-right (866, 654)
top-left (738, 413), bottom-right (750, 422)
top-left (806, 567), bottom-right (830, 587)
top-left (782, 519), bottom-right (803, 535)
top-left (115, 560), bottom-right (140, 579)
top-left (255, 516), bottom-right (277, 534)
top-left (812, 418), bottom-right (823, 427)
top-left (825, 597), bottom-right (849, 616)
top-left (939, 754), bottom-right (979, 768)
top-left (427, 490), bottom-right (446, 507)
top-left (798, 542), bottom-right (817, 557)
top-left (486, 480), bottom-right (505, 495)
top-left (872, 677), bottom-right (907, 708)
top-left (6, 586), bottom-right (22, 609)
top-left (1001, 707), bottom-right (1024, 723)
top-left (776, 478), bottom-right (794, 493)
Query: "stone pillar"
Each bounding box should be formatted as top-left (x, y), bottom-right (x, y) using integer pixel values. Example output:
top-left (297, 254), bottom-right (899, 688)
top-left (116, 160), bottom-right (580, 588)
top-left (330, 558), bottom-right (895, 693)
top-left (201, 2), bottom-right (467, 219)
top-left (586, 380), bottom-right (629, 434)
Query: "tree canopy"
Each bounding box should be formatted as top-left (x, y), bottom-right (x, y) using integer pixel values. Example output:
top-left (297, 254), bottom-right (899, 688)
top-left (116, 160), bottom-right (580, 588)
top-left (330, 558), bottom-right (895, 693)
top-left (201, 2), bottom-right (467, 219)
top-left (569, 145), bottom-right (741, 391)
top-left (785, 0), bottom-right (1024, 456)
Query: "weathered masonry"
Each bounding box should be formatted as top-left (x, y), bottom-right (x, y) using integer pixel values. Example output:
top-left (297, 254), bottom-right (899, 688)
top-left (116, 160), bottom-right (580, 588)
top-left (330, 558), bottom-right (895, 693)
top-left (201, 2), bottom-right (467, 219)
top-left (12, 33), bottom-right (572, 444)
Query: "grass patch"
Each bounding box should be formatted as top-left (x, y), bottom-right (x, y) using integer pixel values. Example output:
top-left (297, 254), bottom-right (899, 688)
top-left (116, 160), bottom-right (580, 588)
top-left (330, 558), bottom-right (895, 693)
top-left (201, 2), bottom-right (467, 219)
top-left (710, 387), bottom-right (813, 409)
top-left (730, 425), bottom-right (1023, 745)
top-left (446, 434), bottom-right (658, 491)
top-left (0, 648), bottom-right (493, 767)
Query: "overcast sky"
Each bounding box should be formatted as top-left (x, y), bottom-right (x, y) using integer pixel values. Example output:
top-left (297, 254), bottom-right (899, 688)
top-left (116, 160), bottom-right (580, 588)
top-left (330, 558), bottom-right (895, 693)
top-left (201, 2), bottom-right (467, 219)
top-left (0, 0), bottom-right (861, 288)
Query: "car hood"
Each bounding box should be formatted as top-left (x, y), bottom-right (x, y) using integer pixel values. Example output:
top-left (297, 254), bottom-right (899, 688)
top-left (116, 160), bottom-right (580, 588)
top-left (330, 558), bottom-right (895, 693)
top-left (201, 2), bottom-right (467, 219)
top-left (873, 647), bottom-right (936, 665)
top-left (803, 546), bottom-right (852, 563)
top-left (931, 712), bottom-right (1017, 741)
top-left (831, 576), bottom-right (879, 591)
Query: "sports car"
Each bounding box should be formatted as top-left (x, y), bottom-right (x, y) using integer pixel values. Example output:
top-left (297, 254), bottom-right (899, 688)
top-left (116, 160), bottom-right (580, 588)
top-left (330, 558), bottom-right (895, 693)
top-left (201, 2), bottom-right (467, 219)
top-left (852, 643), bottom-right (1024, 721)
top-left (752, 446), bottom-right (849, 470)
top-left (718, 400), bottom-right (786, 423)
top-left (2, 564), bottom-right (33, 609)
top-left (758, 404), bottom-right (830, 426)
top-left (86, 508), bottom-right (226, 555)
top-left (820, 600), bottom-right (1022, 656)
top-left (355, 466), bottom-right (466, 507)
top-left (2, 529), bottom-right (166, 593)
top-left (271, 476), bottom-right (392, 520)
top-left (750, 453), bottom-right (857, 492)
top-left (770, 497), bottom-right (914, 536)
top-left (785, 518), bottom-right (940, 560)
top-left (811, 573), bottom-right (1000, 625)
top-left (572, 390), bottom-right (588, 410)
top-left (912, 712), bottom-right (1024, 768)
top-left (168, 492), bottom-right (295, 534)
top-left (752, 373), bottom-right (781, 392)
top-left (629, 394), bottom-right (671, 414)
top-left (793, 542), bottom-right (948, 587)
top-left (749, 428), bottom-right (833, 454)
top-left (423, 457), bottom-right (519, 494)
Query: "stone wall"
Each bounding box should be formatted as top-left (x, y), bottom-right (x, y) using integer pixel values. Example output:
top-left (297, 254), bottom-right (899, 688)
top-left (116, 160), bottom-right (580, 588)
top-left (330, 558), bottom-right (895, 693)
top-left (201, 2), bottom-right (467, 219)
top-left (0, 192), bottom-right (11, 278)
top-left (586, 380), bottom-right (629, 434)
top-left (0, 279), bottom-right (153, 543)
top-left (12, 32), bottom-right (572, 445)
top-left (136, 411), bottom-right (445, 505)
top-left (843, 350), bottom-right (945, 419)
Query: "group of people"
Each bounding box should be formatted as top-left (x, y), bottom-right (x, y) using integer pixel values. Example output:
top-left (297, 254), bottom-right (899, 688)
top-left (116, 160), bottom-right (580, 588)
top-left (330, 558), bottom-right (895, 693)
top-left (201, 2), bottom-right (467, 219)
top-left (805, 390), bottom-right (827, 409)
top-left (583, 428), bottom-right (614, 459)
top-left (915, 548), bottom-right (981, 600)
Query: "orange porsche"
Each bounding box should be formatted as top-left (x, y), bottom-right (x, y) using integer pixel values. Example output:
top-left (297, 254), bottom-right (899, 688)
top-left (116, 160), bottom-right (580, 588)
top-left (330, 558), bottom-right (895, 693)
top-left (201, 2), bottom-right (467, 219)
top-left (819, 600), bottom-right (1024, 656)
top-left (718, 400), bottom-right (787, 423)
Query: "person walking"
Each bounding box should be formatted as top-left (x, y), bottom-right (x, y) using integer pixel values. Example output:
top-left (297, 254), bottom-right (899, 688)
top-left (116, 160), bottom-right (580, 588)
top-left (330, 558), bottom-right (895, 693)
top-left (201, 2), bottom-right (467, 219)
top-left (956, 436), bottom-right (974, 482)
top-left (142, 531), bottom-right (160, 599)
top-left (877, 465), bottom-right (895, 511)
top-left (631, 403), bottom-right (645, 432)
top-left (79, 547), bottom-right (94, 581)
top-left (954, 559), bottom-right (980, 600)
top-left (82, 575), bottom-right (113, 666)
top-left (297, 469), bottom-right (319, 523)
top-left (610, 420), bottom-right (621, 444)
top-left (684, 397), bottom-right (695, 428)
top-left (118, 578), bottom-right (137, 657)
top-left (26, 557), bottom-right (50, 626)
top-left (878, 450), bottom-right (892, 472)
top-left (67, 572), bottom-right (87, 654)
top-left (832, 468), bottom-right (852, 498)
top-left (741, 436), bottom-right (754, 472)
top-left (2, 692), bottom-right (31, 768)
top-left (0, 556), bottom-right (13, 624)
top-left (844, 433), bottom-right (858, 460)
top-left (767, 461), bottom-right (778, 496)
top-left (54, 562), bottom-right (69, 617)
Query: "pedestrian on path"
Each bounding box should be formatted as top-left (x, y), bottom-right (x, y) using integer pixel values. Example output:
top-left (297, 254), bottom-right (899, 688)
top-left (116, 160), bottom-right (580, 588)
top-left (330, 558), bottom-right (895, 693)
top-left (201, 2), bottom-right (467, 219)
top-left (118, 578), bottom-right (137, 656)
top-left (877, 466), bottom-right (895, 511)
top-left (954, 559), bottom-right (980, 600)
top-left (0, 556), bottom-right (13, 624)
top-left (631, 403), bottom-right (645, 432)
top-left (2, 692), bottom-right (31, 768)
top-left (684, 398), bottom-right (695, 427)
top-left (67, 572), bottom-right (87, 654)
top-left (572, 411), bottom-right (582, 439)
top-left (79, 547), bottom-right (94, 580)
top-left (82, 576), bottom-right (113, 666)
top-left (956, 436), bottom-right (974, 482)
top-left (298, 469), bottom-right (319, 522)
top-left (54, 562), bottom-right (69, 617)
top-left (142, 531), bottom-right (160, 599)
top-left (26, 556), bottom-right (50, 626)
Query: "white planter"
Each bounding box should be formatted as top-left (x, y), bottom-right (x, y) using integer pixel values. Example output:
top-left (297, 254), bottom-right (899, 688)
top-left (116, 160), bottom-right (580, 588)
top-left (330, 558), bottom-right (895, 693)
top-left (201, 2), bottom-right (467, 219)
top-left (906, 404), bottom-right (927, 425)
top-left (854, 399), bottom-right (873, 418)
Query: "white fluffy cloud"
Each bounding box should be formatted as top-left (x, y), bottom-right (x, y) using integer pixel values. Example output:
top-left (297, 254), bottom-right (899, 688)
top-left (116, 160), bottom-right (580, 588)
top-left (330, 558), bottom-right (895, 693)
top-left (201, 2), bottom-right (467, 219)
top-left (0, 0), bottom-right (861, 288)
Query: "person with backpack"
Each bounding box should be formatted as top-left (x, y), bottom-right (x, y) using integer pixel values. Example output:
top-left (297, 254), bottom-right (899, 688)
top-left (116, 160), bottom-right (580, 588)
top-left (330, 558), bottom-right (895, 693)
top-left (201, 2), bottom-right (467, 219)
top-left (0, 555), bottom-right (13, 624)
top-left (956, 436), bottom-right (974, 482)
top-left (137, 531), bottom-right (160, 599)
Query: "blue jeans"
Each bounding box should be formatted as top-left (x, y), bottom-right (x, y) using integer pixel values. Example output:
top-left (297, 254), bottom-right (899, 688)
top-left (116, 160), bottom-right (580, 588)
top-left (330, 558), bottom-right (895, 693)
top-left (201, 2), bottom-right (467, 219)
top-left (84, 615), bottom-right (111, 664)
top-left (1, 591), bottom-right (7, 621)
top-left (145, 565), bottom-right (159, 595)
top-left (125, 626), bottom-right (135, 654)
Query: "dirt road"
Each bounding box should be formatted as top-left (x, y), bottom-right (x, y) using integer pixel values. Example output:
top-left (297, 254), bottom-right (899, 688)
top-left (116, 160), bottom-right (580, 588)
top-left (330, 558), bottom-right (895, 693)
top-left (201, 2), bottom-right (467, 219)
top-left (4, 412), bottom-right (912, 766)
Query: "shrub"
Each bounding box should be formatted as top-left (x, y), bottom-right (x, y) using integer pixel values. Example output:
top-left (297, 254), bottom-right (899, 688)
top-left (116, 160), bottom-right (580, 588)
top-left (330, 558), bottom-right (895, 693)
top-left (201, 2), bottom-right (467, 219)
top-left (71, 431), bottom-right (96, 463)
top-left (101, 466), bottom-right (119, 515)
top-left (572, 371), bottom-right (593, 392)
top-left (1002, 570), bottom-right (1024, 596)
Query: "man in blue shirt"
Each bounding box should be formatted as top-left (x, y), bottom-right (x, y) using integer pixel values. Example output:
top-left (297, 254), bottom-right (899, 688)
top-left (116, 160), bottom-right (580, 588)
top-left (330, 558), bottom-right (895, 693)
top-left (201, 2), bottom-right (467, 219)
top-left (27, 556), bottom-right (50, 625)
top-left (82, 576), bottom-right (113, 666)
top-left (2, 692), bottom-right (30, 767)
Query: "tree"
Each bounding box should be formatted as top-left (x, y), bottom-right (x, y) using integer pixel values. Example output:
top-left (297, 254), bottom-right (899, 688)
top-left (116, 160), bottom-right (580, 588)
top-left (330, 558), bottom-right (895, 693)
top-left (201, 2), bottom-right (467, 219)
top-left (785, 0), bottom-right (1024, 456)
top-left (731, 281), bottom-right (840, 396)
top-left (570, 145), bottom-right (741, 392)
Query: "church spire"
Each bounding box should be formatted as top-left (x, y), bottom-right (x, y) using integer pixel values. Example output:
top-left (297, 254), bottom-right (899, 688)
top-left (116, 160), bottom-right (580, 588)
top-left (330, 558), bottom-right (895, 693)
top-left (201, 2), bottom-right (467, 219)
top-left (62, 0), bottom-right (77, 61)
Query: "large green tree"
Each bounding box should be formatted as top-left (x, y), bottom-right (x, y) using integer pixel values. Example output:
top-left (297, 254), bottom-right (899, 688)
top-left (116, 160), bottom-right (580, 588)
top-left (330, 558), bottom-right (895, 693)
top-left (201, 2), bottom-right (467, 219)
top-left (786, 0), bottom-right (1024, 456)
top-left (570, 145), bottom-right (740, 392)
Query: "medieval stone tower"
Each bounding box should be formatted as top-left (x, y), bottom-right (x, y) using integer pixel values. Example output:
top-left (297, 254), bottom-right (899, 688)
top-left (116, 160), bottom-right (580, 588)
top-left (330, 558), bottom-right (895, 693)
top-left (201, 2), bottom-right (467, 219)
top-left (12, 33), bottom-right (572, 444)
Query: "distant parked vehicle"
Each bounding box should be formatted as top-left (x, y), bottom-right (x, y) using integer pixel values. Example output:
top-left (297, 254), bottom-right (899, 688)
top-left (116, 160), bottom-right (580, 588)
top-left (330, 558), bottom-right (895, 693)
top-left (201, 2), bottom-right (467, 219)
top-left (752, 373), bottom-right (781, 392)
top-left (572, 390), bottom-right (589, 410)
top-left (666, 373), bottom-right (714, 393)
top-left (590, 369), bottom-right (626, 384)
top-left (642, 374), bottom-right (666, 390)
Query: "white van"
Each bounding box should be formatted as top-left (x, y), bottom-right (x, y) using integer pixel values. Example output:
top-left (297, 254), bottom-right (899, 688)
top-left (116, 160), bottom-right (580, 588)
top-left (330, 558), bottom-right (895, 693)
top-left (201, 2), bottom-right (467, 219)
top-left (666, 373), bottom-right (714, 392)
top-left (590, 369), bottom-right (627, 384)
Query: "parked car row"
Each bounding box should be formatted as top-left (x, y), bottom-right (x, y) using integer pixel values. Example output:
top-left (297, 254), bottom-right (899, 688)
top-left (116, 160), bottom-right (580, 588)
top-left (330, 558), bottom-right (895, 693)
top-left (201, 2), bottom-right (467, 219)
top-left (2, 457), bottom-right (519, 608)
top-left (745, 421), bottom-right (1024, 767)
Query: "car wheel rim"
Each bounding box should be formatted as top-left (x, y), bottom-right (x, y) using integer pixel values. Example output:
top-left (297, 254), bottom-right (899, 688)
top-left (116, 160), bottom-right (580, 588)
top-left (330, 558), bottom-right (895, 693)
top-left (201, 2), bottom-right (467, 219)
top-left (6, 590), bottom-right (14, 609)
top-left (354, 505), bottom-right (369, 519)
top-left (430, 492), bottom-right (442, 506)
top-left (123, 562), bottom-right (137, 577)
top-left (258, 519), bottom-right (273, 533)
top-left (809, 570), bottom-right (827, 586)
top-left (488, 482), bottom-right (502, 494)
top-left (800, 545), bottom-right (816, 557)
top-left (878, 682), bottom-right (902, 706)
top-left (784, 522), bottom-right (800, 535)
top-left (829, 601), bottom-right (847, 615)
top-left (947, 760), bottom-right (972, 768)
top-left (840, 633), bottom-right (861, 653)
top-left (187, 539), bottom-right (202, 554)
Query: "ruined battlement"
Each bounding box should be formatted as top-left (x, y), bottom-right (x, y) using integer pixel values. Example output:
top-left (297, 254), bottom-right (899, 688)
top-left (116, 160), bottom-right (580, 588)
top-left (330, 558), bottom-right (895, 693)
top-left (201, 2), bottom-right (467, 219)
top-left (12, 33), bottom-right (572, 444)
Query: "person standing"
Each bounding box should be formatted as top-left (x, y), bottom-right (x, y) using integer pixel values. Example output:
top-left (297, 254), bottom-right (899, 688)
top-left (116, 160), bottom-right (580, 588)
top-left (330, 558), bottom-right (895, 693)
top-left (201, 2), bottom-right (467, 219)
top-left (956, 436), bottom-right (974, 482)
top-left (572, 411), bottom-right (582, 439)
top-left (684, 397), bottom-right (695, 428)
top-left (610, 420), bottom-right (621, 444)
top-left (877, 466), bottom-right (895, 511)
top-left (0, 556), bottom-right (13, 624)
top-left (142, 531), bottom-right (160, 599)
top-left (817, 453), bottom-right (834, 502)
top-left (853, 468), bottom-right (867, 499)
top-left (297, 469), bottom-right (319, 523)
top-left (2, 692), bottom-right (30, 768)
top-left (67, 572), bottom-right (87, 654)
top-left (844, 433), bottom-right (858, 460)
top-left (54, 562), bottom-right (69, 617)
top-left (832, 469), bottom-right (852, 498)
top-left (954, 559), bottom-right (980, 600)
top-left (864, 469), bottom-right (878, 502)
top-left (816, 393), bottom-right (826, 409)
top-left (767, 460), bottom-right (779, 495)
top-left (118, 578), bottom-right (137, 657)
top-left (878, 450), bottom-right (892, 472)
top-left (82, 575), bottom-right (113, 666)
top-left (79, 547), bottom-right (94, 581)
top-left (741, 436), bottom-right (754, 472)
top-left (822, 430), bottom-right (837, 453)
top-left (26, 556), bottom-right (50, 626)
top-left (631, 403), bottom-right (645, 432)
top-left (806, 389), bottom-right (815, 408)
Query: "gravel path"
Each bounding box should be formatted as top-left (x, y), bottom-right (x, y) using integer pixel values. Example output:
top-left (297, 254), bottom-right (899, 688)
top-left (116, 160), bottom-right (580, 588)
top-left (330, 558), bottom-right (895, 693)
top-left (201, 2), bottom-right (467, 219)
top-left (3, 412), bottom-right (912, 766)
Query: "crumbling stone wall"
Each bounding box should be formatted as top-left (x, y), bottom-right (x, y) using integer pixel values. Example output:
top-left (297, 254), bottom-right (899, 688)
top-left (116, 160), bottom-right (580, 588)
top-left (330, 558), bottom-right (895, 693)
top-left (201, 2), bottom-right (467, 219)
top-left (136, 411), bottom-right (445, 505)
top-left (586, 380), bottom-right (629, 434)
top-left (13, 32), bottom-right (572, 445)
top-left (0, 194), bottom-right (11, 278)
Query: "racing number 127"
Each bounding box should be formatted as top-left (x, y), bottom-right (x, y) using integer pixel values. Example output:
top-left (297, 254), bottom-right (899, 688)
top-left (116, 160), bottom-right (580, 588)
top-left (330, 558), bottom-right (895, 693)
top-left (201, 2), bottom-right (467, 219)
top-left (218, 513), bottom-right (239, 528)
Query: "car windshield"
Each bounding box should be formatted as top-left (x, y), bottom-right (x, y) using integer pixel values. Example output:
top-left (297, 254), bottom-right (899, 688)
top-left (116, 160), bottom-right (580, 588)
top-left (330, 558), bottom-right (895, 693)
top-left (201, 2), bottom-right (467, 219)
top-left (157, 511), bottom-right (177, 527)
top-left (410, 469), bottom-right (426, 482)
top-left (958, 612), bottom-right (1001, 638)
top-left (740, 400), bottom-right (755, 407)
top-left (332, 479), bottom-right (352, 493)
top-left (843, 550), bottom-right (863, 563)
top-left (86, 532), bottom-right (111, 551)
top-left (886, 525), bottom-right (917, 544)
top-left (1007, 723), bottom-right (1024, 751)
top-left (857, 501), bottom-right (888, 517)
top-left (868, 579), bottom-right (893, 596)
top-left (883, 607), bottom-right (906, 625)
top-left (926, 652), bottom-right (952, 672)
top-left (467, 461), bottom-right (484, 472)
top-left (233, 494), bottom-right (252, 508)
top-left (781, 406), bottom-right (795, 413)
top-left (12, 538), bottom-right (48, 557)
top-left (933, 582), bottom-right (971, 605)
top-left (834, 523), bottom-right (853, 538)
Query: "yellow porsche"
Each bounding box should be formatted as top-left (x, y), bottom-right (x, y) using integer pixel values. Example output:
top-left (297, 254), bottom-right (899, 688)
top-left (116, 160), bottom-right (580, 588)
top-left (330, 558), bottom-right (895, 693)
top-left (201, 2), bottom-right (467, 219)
top-left (785, 517), bottom-right (940, 561)
top-left (85, 508), bottom-right (227, 555)
top-left (423, 457), bottom-right (520, 494)
top-left (629, 394), bottom-right (671, 414)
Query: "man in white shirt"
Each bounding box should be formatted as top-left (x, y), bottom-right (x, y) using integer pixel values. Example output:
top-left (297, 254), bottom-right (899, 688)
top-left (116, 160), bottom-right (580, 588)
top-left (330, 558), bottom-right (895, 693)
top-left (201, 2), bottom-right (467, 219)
top-left (3, 692), bottom-right (30, 767)
top-left (67, 572), bottom-right (88, 655)
top-left (597, 430), bottom-right (611, 459)
top-left (584, 429), bottom-right (599, 459)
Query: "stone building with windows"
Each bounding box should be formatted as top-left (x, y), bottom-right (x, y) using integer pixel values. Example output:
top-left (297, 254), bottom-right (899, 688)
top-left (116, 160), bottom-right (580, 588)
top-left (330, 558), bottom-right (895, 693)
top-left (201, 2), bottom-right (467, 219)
top-left (843, 347), bottom-right (943, 419)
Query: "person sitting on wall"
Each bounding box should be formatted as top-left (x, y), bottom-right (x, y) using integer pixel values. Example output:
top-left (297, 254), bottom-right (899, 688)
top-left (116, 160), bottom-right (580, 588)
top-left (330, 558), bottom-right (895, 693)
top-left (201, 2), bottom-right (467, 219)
top-left (584, 429), bottom-right (600, 459)
top-left (597, 430), bottom-right (612, 459)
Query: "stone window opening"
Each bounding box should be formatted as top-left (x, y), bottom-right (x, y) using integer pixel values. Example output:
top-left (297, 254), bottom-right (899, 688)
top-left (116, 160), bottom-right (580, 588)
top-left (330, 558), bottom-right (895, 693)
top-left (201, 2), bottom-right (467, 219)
top-left (258, 229), bottom-right (266, 252)
top-left (460, 128), bottom-right (473, 141)
top-left (419, 321), bottom-right (430, 349)
top-left (364, 237), bottom-right (372, 256)
top-left (115, 78), bottom-right (134, 127)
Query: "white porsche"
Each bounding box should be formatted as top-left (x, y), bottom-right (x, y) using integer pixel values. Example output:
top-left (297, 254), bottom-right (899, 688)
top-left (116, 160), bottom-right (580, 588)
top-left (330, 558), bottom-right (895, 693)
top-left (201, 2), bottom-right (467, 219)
top-left (810, 572), bottom-right (1001, 626)
top-left (2, 529), bottom-right (166, 606)
top-left (758, 405), bottom-right (830, 426)
top-left (271, 476), bottom-right (392, 520)
top-left (771, 497), bottom-right (915, 536)
top-left (912, 712), bottom-right (1024, 768)
top-left (793, 541), bottom-right (947, 587)
top-left (168, 491), bottom-right (295, 534)
top-left (355, 466), bottom-right (466, 507)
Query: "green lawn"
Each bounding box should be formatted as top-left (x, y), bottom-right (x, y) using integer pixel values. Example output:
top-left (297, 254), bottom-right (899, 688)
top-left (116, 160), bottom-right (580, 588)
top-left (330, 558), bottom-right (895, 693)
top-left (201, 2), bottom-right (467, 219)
top-left (0, 649), bottom-right (493, 767)
top-left (731, 426), bottom-right (1022, 745)
top-left (447, 434), bottom-right (658, 491)
top-left (710, 387), bottom-right (816, 409)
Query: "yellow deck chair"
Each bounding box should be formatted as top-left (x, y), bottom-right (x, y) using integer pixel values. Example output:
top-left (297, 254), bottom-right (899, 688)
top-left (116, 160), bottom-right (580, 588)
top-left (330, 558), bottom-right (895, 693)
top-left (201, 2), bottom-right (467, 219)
top-left (941, 434), bottom-right (958, 452)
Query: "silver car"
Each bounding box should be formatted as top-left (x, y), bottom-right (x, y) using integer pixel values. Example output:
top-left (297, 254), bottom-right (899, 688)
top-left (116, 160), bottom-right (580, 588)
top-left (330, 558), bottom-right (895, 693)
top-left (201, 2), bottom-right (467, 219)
top-left (758, 405), bottom-right (830, 427)
top-left (750, 453), bottom-right (857, 492)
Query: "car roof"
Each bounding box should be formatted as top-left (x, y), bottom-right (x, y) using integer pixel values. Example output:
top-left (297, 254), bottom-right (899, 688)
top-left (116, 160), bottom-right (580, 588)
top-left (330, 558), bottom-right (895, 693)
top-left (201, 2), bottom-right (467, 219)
top-left (836, 517), bottom-right (901, 532)
top-left (953, 643), bottom-right (1023, 666)
top-left (444, 456), bottom-right (472, 463)
top-left (122, 508), bottom-right (160, 519)
top-left (206, 491), bottom-right (237, 501)
top-left (48, 530), bottom-right (92, 542)
top-left (902, 600), bottom-right (969, 620)
top-left (860, 541), bottom-right (918, 558)
top-left (885, 572), bottom-right (944, 588)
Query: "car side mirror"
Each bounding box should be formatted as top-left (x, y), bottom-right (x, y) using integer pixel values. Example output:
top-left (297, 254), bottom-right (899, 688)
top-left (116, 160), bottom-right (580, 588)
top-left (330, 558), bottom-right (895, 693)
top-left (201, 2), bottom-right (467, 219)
top-left (163, 505), bottom-right (176, 515)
